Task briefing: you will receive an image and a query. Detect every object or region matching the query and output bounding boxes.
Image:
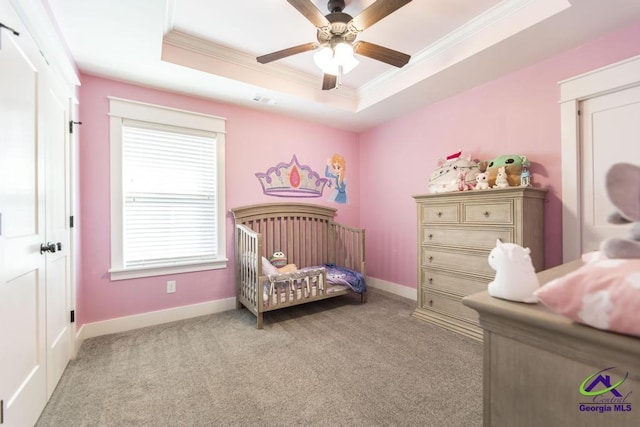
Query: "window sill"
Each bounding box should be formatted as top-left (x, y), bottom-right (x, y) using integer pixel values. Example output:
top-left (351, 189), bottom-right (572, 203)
top-left (109, 259), bottom-right (228, 281)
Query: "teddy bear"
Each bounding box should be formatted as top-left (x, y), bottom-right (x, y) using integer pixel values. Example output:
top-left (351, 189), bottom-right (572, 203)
top-left (475, 172), bottom-right (489, 190)
top-left (600, 163), bottom-right (640, 259)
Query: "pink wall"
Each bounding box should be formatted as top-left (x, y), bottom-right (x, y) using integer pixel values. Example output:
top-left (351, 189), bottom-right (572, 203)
top-left (78, 21), bottom-right (640, 326)
top-left (359, 22), bottom-right (640, 289)
top-left (77, 75), bottom-right (359, 326)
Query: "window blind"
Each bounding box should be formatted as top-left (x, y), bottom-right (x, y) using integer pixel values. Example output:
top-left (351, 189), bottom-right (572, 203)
top-left (122, 122), bottom-right (217, 268)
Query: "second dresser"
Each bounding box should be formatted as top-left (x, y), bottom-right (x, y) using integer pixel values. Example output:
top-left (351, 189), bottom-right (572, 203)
top-left (413, 187), bottom-right (546, 340)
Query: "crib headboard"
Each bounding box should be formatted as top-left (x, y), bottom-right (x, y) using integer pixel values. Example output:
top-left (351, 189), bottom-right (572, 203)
top-left (230, 202), bottom-right (365, 274)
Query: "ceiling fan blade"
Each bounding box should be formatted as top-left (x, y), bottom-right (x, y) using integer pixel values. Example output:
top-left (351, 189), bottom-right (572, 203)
top-left (322, 73), bottom-right (338, 91)
top-left (287, 0), bottom-right (331, 28)
top-left (353, 41), bottom-right (410, 68)
top-left (349, 0), bottom-right (412, 32)
top-left (257, 42), bottom-right (318, 64)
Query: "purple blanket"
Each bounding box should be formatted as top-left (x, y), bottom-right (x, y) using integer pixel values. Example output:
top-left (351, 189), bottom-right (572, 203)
top-left (319, 264), bottom-right (366, 294)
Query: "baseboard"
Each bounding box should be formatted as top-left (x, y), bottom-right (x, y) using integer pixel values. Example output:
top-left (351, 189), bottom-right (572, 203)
top-left (75, 280), bottom-right (413, 346)
top-left (77, 297), bottom-right (237, 342)
top-left (366, 277), bottom-right (416, 301)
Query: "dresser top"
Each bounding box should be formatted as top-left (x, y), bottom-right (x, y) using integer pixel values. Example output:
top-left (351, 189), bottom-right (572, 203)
top-left (414, 186), bottom-right (547, 200)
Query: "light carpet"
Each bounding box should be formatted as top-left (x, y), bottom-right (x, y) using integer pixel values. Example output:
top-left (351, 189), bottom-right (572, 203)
top-left (36, 289), bottom-right (482, 426)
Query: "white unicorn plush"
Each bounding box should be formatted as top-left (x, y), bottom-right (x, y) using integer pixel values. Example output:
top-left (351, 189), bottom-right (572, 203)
top-left (487, 239), bottom-right (539, 303)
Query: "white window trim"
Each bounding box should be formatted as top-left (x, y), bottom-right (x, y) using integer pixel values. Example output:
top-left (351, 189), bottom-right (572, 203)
top-left (109, 97), bottom-right (227, 280)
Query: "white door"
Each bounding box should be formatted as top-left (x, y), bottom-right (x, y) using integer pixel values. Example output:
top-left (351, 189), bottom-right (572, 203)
top-left (580, 85), bottom-right (640, 253)
top-left (43, 83), bottom-right (72, 399)
top-left (0, 14), bottom-right (48, 427)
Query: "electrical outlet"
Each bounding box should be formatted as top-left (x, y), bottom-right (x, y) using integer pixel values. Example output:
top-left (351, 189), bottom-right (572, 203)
top-left (167, 280), bottom-right (176, 293)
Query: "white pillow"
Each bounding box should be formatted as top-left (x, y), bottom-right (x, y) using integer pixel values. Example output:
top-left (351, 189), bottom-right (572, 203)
top-left (261, 256), bottom-right (278, 276)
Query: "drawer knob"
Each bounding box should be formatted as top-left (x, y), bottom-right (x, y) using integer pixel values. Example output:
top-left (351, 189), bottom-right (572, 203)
top-left (428, 234), bottom-right (433, 239)
top-left (483, 211), bottom-right (490, 217)
top-left (428, 277), bottom-right (433, 284)
top-left (429, 299), bottom-right (434, 307)
top-left (437, 211), bottom-right (442, 217)
top-left (428, 256), bottom-right (434, 262)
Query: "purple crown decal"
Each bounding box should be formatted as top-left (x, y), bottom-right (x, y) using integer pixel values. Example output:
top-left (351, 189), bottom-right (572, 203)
top-left (256, 155), bottom-right (328, 198)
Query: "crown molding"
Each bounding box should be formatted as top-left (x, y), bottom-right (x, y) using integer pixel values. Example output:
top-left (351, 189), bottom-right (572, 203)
top-left (357, 0), bottom-right (570, 108)
top-left (162, 29), bottom-right (358, 102)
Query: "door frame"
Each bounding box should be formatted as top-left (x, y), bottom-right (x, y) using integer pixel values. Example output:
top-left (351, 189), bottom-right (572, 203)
top-left (559, 54), bottom-right (640, 262)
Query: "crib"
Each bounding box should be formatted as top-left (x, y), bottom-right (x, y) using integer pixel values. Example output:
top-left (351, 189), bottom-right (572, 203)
top-left (231, 203), bottom-right (366, 329)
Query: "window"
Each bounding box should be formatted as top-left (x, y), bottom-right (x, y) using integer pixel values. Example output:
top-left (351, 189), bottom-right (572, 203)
top-left (109, 97), bottom-right (226, 280)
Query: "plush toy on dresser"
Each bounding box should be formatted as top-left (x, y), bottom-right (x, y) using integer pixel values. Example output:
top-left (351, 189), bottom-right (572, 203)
top-left (600, 162), bottom-right (640, 259)
top-left (487, 239), bottom-right (539, 303)
top-left (428, 151), bottom-right (480, 193)
top-left (486, 154), bottom-right (530, 187)
top-left (493, 166), bottom-right (510, 188)
top-left (475, 172), bottom-right (490, 190)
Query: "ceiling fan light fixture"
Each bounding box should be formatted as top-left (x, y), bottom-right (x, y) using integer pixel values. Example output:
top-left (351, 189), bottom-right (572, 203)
top-left (313, 42), bottom-right (358, 76)
top-left (334, 42), bottom-right (359, 74)
top-left (313, 46), bottom-right (333, 69)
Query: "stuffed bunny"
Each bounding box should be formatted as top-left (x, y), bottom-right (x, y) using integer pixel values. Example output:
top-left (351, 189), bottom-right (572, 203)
top-left (600, 163), bottom-right (640, 259)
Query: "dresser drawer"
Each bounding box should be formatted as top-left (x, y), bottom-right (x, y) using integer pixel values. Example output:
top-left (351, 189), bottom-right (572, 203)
top-left (420, 203), bottom-right (459, 224)
top-left (463, 200), bottom-right (513, 224)
top-left (421, 290), bottom-right (479, 324)
top-left (421, 247), bottom-right (493, 277)
top-left (421, 268), bottom-right (488, 296)
top-left (421, 227), bottom-right (513, 250)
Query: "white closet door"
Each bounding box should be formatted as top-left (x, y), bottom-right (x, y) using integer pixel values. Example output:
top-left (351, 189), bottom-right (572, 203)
top-left (0, 11), bottom-right (47, 427)
top-left (580, 85), bottom-right (640, 253)
top-left (43, 82), bottom-right (72, 399)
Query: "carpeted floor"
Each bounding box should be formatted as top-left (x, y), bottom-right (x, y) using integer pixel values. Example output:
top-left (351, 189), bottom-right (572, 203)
top-left (36, 289), bottom-right (483, 426)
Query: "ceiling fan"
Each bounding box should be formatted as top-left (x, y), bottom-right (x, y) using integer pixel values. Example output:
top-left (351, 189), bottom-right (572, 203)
top-left (257, 0), bottom-right (412, 90)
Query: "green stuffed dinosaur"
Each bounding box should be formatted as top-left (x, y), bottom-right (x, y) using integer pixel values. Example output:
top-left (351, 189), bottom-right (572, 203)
top-left (600, 163), bottom-right (640, 259)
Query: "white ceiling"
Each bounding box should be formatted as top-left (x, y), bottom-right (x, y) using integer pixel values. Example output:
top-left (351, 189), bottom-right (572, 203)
top-left (47, 0), bottom-right (640, 132)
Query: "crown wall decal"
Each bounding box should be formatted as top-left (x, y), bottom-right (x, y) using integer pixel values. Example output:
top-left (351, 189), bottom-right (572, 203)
top-left (256, 155), bottom-right (328, 198)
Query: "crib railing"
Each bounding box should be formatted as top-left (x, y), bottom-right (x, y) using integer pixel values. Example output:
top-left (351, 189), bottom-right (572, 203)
top-left (329, 222), bottom-right (366, 276)
top-left (235, 223), bottom-right (263, 313)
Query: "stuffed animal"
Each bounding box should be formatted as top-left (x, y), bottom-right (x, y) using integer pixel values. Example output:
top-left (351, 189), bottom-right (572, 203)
top-left (455, 171), bottom-right (474, 191)
top-left (475, 172), bottom-right (489, 190)
top-left (487, 239), bottom-right (539, 303)
top-left (428, 151), bottom-right (480, 193)
top-left (486, 154), bottom-right (530, 187)
top-left (493, 166), bottom-right (510, 188)
top-left (269, 251), bottom-right (287, 268)
top-left (600, 163), bottom-right (640, 259)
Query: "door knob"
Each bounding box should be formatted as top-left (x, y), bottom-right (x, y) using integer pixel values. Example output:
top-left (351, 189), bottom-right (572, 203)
top-left (40, 242), bottom-right (56, 254)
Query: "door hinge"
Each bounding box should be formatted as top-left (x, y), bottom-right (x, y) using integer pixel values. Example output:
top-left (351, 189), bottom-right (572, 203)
top-left (1, 399), bottom-right (4, 424)
top-left (69, 215), bottom-right (74, 228)
top-left (577, 109), bottom-right (581, 116)
top-left (69, 120), bottom-right (82, 134)
top-left (70, 310), bottom-right (75, 323)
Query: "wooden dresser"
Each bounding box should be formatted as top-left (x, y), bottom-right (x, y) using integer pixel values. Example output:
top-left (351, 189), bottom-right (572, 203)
top-left (463, 260), bottom-right (640, 427)
top-left (413, 187), bottom-right (546, 340)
